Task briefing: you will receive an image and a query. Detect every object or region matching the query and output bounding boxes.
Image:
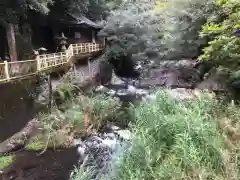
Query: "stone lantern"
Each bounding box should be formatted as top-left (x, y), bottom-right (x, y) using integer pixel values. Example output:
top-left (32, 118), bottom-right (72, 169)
top-left (55, 32), bottom-right (68, 52)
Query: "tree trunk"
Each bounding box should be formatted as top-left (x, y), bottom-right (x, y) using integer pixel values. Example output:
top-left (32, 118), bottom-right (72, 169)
top-left (6, 23), bottom-right (17, 62)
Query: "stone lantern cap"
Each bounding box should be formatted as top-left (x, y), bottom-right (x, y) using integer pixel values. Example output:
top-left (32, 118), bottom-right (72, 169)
top-left (55, 32), bottom-right (68, 40)
top-left (55, 32), bottom-right (68, 46)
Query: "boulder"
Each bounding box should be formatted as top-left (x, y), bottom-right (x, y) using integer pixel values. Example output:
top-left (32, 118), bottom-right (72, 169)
top-left (115, 130), bottom-right (132, 140)
top-left (193, 60), bottom-right (214, 79)
top-left (95, 60), bottom-right (113, 85)
top-left (140, 66), bottom-right (201, 88)
top-left (137, 59), bottom-right (202, 89)
top-left (166, 88), bottom-right (215, 101)
top-left (196, 69), bottom-right (230, 92)
top-left (95, 85), bottom-right (110, 93)
top-left (158, 59), bottom-right (198, 69)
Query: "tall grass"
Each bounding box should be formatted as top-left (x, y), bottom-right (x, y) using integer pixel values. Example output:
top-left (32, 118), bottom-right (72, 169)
top-left (113, 90), bottom-right (240, 180)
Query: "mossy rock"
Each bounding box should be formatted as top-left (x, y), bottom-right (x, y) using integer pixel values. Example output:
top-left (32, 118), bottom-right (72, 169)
top-left (0, 155), bottom-right (14, 169)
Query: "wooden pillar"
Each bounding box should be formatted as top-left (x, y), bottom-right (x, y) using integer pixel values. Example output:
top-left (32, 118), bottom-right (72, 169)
top-left (22, 23), bottom-right (32, 44)
top-left (48, 75), bottom-right (52, 114)
top-left (0, 25), bottom-right (5, 60)
top-left (6, 23), bottom-right (17, 62)
top-left (102, 37), bottom-right (106, 47)
top-left (88, 57), bottom-right (92, 76)
top-left (92, 29), bottom-right (96, 43)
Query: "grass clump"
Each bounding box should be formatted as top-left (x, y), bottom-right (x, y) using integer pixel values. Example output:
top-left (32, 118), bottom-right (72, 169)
top-left (38, 93), bottom-right (124, 150)
top-left (70, 166), bottom-right (95, 180)
top-left (25, 138), bottom-right (46, 151)
top-left (56, 93), bottom-right (123, 132)
top-left (72, 94), bottom-right (122, 130)
top-left (55, 74), bottom-right (77, 103)
top-left (0, 155), bottom-right (14, 169)
top-left (114, 90), bottom-right (239, 180)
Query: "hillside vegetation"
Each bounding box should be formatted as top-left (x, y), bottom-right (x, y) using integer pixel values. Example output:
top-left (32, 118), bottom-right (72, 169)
top-left (1, 0), bottom-right (240, 179)
top-left (72, 0), bottom-right (240, 179)
top-left (70, 90), bottom-right (240, 180)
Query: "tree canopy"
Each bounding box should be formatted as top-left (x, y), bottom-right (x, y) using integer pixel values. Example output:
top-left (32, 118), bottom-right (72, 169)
top-left (0, 0), bottom-right (53, 25)
top-left (100, 0), bottom-right (217, 65)
top-left (0, 0), bottom-right (122, 26)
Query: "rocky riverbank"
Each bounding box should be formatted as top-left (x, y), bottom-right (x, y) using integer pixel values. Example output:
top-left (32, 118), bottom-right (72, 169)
top-left (0, 58), bottom-right (236, 180)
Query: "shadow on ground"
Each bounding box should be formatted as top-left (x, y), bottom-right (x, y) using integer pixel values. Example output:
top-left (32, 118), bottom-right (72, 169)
top-left (0, 80), bottom-right (37, 142)
top-left (0, 148), bottom-right (78, 180)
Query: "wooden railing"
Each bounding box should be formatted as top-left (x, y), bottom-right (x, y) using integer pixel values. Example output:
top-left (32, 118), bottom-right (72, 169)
top-left (0, 43), bottom-right (104, 83)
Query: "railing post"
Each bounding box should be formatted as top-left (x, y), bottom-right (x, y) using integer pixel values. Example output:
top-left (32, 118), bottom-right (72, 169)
top-left (103, 38), bottom-right (106, 47)
top-left (64, 52), bottom-right (67, 63)
top-left (60, 52), bottom-right (63, 64)
top-left (71, 45), bottom-right (74, 56)
top-left (88, 58), bottom-right (92, 76)
top-left (4, 61), bottom-right (10, 80)
top-left (72, 44), bottom-right (75, 55)
top-left (80, 44), bottom-right (83, 53)
top-left (53, 54), bottom-right (56, 65)
top-left (36, 56), bottom-right (40, 71)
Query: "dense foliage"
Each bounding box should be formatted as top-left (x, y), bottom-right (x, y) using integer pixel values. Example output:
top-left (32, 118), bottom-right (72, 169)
top-left (0, 0), bottom-right (122, 27)
top-left (0, 0), bottom-right (53, 25)
top-left (154, 0), bottom-right (217, 59)
top-left (200, 0), bottom-right (240, 78)
top-left (50, 0), bottom-right (122, 21)
top-left (100, 0), bottom-right (216, 65)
